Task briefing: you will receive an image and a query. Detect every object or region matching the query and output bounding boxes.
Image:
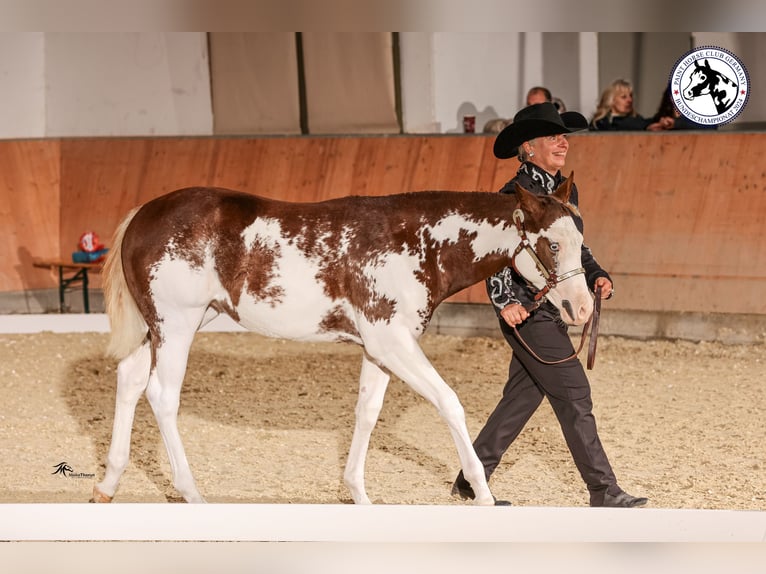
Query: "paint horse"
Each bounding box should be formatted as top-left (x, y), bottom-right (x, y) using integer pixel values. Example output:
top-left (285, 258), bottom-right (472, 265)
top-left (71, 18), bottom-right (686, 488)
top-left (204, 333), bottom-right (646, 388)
top-left (683, 58), bottom-right (738, 115)
top-left (91, 174), bottom-right (593, 505)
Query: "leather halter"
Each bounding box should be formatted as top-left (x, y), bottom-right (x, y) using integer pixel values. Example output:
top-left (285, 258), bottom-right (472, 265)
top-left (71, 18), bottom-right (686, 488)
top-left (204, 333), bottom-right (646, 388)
top-left (510, 208), bottom-right (585, 313)
top-left (509, 208), bottom-right (600, 368)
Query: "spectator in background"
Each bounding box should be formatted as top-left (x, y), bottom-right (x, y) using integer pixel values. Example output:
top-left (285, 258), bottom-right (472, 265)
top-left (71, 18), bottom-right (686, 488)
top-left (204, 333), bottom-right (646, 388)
top-left (526, 86), bottom-right (552, 106)
top-left (589, 79), bottom-right (673, 132)
top-left (483, 118), bottom-right (511, 134)
top-left (484, 86), bottom-right (561, 134)
top-left (650, 85), bottom-right (718, 131)
top-left (527, 87), bottom-right (567, 114)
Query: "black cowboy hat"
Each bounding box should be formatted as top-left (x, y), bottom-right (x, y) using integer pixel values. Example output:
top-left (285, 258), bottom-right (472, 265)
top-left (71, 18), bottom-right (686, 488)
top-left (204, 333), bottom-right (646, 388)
top-left (493, 102), bottom-right (588, 159)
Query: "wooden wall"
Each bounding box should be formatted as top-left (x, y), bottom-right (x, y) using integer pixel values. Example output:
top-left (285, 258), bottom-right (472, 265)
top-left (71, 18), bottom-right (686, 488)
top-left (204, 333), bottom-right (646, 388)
top-left (570, 132), bottom-right (766, 315)
top-left (3, 132), bottom-right (765, 314)
top-left (1, 140), bottom-right (61, 297)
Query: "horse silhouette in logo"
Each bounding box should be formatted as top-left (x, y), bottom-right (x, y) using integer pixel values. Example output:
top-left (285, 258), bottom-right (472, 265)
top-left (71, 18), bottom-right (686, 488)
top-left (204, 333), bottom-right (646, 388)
top-left (52, 462), bottom-right (73, 477)
top-left (683, 58), bottom-right (738, 114)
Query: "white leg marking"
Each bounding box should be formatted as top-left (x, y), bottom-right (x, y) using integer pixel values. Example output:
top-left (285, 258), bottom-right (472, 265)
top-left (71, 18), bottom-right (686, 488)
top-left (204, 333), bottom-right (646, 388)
top-left (96, 342), bottom-right (151, 499)
top-left (344, 354), bottom-right (391, 505)
top-left (366, 334), bottom-right (495, 506)
top-left (144, 312), bottom-right (206, 503)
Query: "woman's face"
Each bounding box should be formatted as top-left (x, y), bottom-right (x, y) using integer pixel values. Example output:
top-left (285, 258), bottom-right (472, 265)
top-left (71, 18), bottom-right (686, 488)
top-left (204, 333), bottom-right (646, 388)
top-left (611, 87), bottom-right (634, 115)
top-left (527, 134), bottom-right (569, 174)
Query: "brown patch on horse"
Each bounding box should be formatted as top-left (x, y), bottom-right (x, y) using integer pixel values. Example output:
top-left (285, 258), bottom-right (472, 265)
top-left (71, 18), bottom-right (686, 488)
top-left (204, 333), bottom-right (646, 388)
top-left (319, 305), bottom-right (360, 340)
top-left (210, 191), bottom-right (286, 309)
top-left (245, 196), bottom-right (400, 325)
top-left (403, 192), bottom-right (520, 311)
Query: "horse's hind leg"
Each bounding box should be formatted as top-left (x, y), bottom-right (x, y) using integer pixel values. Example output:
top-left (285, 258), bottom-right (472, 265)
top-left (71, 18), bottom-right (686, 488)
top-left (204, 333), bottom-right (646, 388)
top-left (92, 342), bottom-right (151, 502)
top-left (344, 354), bottom-right (391, 504)
top-left (145, 320), bottom-right (205, 503)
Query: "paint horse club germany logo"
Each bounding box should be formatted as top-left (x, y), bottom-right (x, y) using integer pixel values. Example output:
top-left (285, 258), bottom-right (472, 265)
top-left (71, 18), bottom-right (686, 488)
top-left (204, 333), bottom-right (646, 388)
top-left (670, 46), bottom-right (749, 127)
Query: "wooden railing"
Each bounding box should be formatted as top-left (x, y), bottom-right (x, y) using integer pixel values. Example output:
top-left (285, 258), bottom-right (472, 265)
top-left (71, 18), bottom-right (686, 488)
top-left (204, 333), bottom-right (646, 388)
top-left (3, 131), bottom-right (765, 314)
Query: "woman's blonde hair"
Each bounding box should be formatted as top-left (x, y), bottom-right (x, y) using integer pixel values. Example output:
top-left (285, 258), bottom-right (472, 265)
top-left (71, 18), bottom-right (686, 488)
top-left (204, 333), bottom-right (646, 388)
top-left (591, 78), bottom-right (636, 123)
top-left (482, 117), bottom-right (510, 134)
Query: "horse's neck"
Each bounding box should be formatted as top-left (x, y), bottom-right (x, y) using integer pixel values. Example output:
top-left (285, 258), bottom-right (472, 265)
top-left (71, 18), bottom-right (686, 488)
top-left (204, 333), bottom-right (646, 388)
top-left (427, 225), bottom-right (519, 306)
top-left (447, 251), bottom-right (515, 299)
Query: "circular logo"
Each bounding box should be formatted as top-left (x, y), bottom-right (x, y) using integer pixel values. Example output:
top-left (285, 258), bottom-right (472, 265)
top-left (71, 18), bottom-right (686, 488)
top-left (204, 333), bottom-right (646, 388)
top-left (669, 45), bottom-right (749, 127)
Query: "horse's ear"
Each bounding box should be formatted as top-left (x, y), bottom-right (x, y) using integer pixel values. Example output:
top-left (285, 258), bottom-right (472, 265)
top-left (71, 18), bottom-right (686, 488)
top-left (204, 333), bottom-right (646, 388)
top-left (514, 182), bottom-right (543, 218)
top-left (553, 171), bottom-right (574, 204)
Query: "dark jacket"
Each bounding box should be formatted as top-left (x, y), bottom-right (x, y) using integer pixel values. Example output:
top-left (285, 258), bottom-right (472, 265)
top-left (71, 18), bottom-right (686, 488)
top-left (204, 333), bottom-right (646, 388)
top-left (589, 113), bottom-right (651, 131)
top-left (486, 162), bottom-right (610, 321)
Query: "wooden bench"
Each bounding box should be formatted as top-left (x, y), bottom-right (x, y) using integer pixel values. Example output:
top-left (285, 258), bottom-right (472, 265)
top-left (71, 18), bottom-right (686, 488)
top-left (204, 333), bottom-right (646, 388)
top-left (32, 259), bottom-right (104, 313)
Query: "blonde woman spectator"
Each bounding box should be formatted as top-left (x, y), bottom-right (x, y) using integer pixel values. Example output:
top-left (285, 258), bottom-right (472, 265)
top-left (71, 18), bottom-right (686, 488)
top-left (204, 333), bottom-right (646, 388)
top-left (590, 79), bottom-right (673, 131)
top-left (482, 117), bottom-right (510, 134)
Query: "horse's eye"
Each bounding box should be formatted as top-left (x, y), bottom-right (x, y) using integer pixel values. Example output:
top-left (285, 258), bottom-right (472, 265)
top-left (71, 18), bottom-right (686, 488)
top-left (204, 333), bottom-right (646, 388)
top-left (550, 242), bottom-right (559, 252)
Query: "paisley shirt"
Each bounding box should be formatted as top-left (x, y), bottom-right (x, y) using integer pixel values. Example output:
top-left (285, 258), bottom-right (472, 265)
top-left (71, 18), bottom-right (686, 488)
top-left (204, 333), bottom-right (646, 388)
top-left (486, 162), bottom-right (610, 319)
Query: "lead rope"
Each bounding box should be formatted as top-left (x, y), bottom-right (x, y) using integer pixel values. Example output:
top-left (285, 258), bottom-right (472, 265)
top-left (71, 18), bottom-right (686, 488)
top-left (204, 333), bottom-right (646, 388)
top-left (586, 286), bottom-right (602, 369)
top-left (511, 286), bottom-right (601, 369)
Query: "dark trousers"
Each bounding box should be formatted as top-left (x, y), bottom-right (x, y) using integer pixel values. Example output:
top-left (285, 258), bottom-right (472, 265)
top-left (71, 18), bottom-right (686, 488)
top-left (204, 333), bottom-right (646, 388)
top-left (459, 310), bottom-right (619, 496)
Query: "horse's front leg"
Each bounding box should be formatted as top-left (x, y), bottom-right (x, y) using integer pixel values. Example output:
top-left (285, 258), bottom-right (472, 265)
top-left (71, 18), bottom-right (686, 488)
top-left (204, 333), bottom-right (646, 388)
top-left (92, 342), bottom-right (151, 502)
top-left (343, 353), bottom-right (390, 504)
top-left (369, 339), bottom-right (495, 506)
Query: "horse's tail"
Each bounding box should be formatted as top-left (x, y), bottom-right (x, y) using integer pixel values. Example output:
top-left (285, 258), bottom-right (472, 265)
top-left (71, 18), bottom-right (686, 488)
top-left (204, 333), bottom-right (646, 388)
top-left (104, 207), bottom-right (147, 360)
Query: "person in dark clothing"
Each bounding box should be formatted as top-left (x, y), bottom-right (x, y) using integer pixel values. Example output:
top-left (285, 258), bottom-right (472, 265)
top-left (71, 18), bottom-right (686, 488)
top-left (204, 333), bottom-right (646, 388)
top-left (526, 85), bottom-right (552, 106)
top-left (452, 102), bottom-right (648, 508)
top-left (651, 85), bottom-right (718, 131)
top-left (590, 78), bottom-right (672, 131)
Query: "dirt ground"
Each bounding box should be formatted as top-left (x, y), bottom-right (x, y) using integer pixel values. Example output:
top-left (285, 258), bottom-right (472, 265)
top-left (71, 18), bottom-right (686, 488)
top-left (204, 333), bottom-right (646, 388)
top-left (1, 330), bottom-right (764, 509)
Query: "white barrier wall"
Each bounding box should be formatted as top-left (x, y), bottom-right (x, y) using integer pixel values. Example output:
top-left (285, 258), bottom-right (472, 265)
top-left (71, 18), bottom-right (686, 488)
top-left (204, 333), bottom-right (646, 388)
top-left (0, 33), bottom-right (213, 138)
top-left (0, 32), bottom-right (764, 140)
top-left (44, 33), bottom-right (213, 137)
top-left (0, 33), bottom-right (46, 138)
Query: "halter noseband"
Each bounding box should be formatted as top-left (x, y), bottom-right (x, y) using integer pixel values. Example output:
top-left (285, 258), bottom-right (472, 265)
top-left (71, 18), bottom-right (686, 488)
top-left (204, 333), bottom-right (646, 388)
top-left (510, 208), bottom-right (585, 312)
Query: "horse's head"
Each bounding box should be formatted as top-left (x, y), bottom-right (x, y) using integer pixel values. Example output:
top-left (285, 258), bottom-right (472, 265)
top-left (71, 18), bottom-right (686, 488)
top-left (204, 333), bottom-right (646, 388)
top-left (512, 173), bottom-right (593, 325)
top-left (684, 59), bottom-right (714, 100)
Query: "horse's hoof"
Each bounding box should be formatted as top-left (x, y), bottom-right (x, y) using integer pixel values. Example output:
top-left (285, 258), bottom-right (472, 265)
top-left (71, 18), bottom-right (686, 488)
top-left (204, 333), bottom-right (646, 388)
top-left (89, 486), bottom-right (113, 503)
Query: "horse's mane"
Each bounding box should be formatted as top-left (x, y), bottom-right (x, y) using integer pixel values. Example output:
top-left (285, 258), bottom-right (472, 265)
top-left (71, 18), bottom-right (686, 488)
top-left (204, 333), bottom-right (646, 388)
top-left (562, 201), bottom-right (581, 218)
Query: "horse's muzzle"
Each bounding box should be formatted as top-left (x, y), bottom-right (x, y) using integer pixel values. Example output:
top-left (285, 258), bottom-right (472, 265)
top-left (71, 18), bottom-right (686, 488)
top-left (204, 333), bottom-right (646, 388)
top-left (561, 298), bottom-right (592, 325)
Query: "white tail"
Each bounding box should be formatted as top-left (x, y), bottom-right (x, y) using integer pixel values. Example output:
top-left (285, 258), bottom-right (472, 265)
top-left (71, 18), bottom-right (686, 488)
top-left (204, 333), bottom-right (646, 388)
top-left (103, 207), bottom-right (147, 359)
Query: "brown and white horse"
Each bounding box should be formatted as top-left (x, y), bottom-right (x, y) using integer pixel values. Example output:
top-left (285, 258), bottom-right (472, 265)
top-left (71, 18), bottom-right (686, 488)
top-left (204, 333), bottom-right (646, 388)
top-left (91, 175), bottom-right (593, 505)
